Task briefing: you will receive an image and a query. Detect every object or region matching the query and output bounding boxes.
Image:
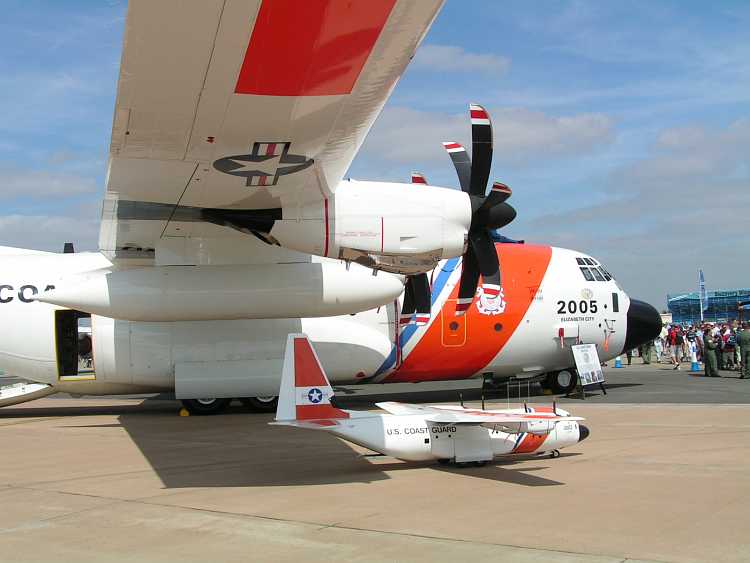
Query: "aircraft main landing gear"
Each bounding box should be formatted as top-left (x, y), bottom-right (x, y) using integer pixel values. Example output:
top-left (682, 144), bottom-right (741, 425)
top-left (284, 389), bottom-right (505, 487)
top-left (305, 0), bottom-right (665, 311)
top-left (545, 369), bottom-right (578, 394)
top-left (180, 398), bottom-right (231, 415)
top-left (240, 396), bottom-right (279, 413)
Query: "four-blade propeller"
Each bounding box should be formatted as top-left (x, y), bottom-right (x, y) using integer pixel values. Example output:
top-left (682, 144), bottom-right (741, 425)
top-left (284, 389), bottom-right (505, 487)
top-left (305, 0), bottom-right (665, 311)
top-left (400, 104), bottom-right (517, 326)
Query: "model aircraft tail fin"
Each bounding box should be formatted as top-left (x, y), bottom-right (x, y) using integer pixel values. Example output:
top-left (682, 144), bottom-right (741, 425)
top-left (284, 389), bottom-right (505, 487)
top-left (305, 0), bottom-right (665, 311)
top-left (275, 334), bottom-right (350, 422)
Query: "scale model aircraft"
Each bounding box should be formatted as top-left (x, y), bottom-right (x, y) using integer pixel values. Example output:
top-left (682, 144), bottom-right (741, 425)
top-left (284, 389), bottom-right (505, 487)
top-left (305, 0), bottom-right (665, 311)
top-left (273, 334), bottom-right (589, 465)
top-left (0, 1), bottom-right (660, 414)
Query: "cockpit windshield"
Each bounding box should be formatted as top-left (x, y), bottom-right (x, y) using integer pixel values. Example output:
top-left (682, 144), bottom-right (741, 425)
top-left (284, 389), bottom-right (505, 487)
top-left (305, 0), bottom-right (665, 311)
top-left (576, 256), bottom-right (616, 283)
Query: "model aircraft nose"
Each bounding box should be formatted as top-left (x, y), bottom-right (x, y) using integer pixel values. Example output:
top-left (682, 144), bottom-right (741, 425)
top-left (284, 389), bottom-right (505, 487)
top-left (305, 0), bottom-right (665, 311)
top-left (623, 299), bottom-right (662, 353)
top-left (578, 424), bottom-right (590, 442)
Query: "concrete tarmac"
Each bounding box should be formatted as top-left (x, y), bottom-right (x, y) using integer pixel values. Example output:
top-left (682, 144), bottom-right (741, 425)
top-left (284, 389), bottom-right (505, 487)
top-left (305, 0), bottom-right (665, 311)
top-left (0, 364), bottom-right (749, 562)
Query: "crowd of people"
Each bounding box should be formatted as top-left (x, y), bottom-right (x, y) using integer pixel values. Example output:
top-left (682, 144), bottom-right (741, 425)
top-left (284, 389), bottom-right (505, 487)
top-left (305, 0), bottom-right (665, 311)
top-left (625, 320), bottom-right (750, 379)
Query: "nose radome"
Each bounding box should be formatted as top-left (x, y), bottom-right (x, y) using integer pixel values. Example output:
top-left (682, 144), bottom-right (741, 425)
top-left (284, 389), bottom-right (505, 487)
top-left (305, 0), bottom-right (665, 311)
top-left (623, 298), bottom-right (662, 353)
top-left (578, 424), bottom-right (590, 442)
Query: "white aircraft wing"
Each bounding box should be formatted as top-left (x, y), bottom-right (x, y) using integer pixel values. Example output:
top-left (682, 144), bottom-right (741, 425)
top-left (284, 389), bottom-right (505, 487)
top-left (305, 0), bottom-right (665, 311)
top-left (376, 402), bottom-right (584, 424)
top-left (99, 0), bottom-right (444, 264)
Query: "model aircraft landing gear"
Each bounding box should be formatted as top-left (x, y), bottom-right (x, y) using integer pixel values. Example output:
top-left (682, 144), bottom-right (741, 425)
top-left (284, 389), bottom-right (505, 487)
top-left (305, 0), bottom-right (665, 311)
top-left (545, 369), bottom-right (578, 394)
top-left (549, 449), bottom-right (560, 459)
top-left (240, 396), bottom-right (279, 413)
top-left (451, 460), bottom-right (488, 468)
top-left (180, 398), bottom-right (231, 415)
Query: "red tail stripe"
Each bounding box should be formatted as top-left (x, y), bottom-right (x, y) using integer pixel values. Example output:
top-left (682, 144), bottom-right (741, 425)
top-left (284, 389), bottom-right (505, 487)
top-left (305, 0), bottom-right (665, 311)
top-left (293, 338), bottom-right (327, 387)
top-left (296, 404), bottom-right (349, 420)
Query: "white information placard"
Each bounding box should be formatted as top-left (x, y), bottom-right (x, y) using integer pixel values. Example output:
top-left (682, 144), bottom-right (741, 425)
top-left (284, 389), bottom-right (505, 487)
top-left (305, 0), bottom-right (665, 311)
top-left (571, 344), bottom-right (605, 386)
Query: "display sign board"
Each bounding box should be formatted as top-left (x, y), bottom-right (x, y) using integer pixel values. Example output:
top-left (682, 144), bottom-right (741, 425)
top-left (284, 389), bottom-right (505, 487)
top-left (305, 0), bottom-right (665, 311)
top-left (571, 344), bottom-right (605, 386)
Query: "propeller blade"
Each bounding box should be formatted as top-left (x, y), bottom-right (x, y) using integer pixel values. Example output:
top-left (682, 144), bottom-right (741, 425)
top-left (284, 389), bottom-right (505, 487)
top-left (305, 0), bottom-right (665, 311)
top-left (442, 142), bottom-right (472, 193)
top-left (469, 103), bottom-right (493, 197)
top-left (489, 181), bottom-right (511, 202)
top-left (456, 245), bottom-right (480, 316)
top-left (469, 229), bottom-right (501, 298)
top-left (411, 273), bottom-right (431, 326)
top-left (400, 277), bottom-right (415, 325)
top-left (485, 202), bottom-right (517, 230)
top-left (476, 182), bottom-right (512, 218)
top-left (411, 172), bottom-right (428, 185)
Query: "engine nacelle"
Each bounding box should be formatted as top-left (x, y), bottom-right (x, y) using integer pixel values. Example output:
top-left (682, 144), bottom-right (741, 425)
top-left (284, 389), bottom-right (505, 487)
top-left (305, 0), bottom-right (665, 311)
top-left (270, 180), bottom-right (471, 274)
top-left (37, 261), bottom-right (404, 321)
top-left (502, 420), bottom-right (556, 436)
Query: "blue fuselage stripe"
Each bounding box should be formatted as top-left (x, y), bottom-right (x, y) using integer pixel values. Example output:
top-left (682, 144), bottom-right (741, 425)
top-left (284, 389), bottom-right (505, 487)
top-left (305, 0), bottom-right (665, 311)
top-left (373, 257), bottom-right (460, 376)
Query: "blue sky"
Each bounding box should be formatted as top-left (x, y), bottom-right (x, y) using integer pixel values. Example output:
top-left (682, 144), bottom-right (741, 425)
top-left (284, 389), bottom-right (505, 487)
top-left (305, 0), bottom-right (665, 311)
top-left (1, 1), bottom-right (748, 307)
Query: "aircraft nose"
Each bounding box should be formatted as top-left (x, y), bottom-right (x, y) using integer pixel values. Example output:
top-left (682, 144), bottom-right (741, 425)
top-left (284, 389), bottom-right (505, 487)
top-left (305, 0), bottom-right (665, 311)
top-left (578, 424), bottom-right (590, 442)
top-left (623, 299), bottom-right (662, 353)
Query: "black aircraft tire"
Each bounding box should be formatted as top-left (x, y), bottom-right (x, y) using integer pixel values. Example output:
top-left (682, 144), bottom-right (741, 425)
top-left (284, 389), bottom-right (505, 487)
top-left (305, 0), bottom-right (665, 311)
top-left (181, 398), bottom-right (232, 415)
top-left (549, 370), bottom-right (577, 394)
top-left (240, 396), bottom-right (279, 413)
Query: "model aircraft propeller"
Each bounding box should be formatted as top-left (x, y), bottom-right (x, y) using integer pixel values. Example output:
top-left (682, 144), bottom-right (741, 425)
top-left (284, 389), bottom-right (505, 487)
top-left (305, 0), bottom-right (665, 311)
top-left (443, 104), bottom-right (516, 316)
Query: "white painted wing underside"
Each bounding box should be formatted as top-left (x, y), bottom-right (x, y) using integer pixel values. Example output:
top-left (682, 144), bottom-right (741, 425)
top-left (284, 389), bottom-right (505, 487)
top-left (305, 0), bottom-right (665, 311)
top-left (98, 0), bottom-right (444, 264)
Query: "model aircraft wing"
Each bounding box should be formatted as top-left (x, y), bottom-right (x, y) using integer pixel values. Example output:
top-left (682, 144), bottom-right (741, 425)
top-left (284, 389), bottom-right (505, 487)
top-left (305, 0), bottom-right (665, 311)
top-left (424, 411), bottom-right (585, 424)
top-left (375, 401), bottom-right (432, 416)
top-left (99, 0), bottom-right (444, 265)
top-left (377, 402), bottom-right (584, 424)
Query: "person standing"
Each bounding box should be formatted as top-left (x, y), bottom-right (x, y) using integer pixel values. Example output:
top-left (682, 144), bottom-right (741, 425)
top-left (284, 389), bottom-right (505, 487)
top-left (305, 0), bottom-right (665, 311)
top-left (722, 326), bottom-right (736, 370)
top-left (734, 322), bottom-right (742, 370)
top-left (703, 329), bottom-right (720, 378)
top-left (739, 322), bottom-right (750, 380)
top-left (671, 326), bottom-right (684, 370)
top-left (641, 340), bottom-right (653, 364)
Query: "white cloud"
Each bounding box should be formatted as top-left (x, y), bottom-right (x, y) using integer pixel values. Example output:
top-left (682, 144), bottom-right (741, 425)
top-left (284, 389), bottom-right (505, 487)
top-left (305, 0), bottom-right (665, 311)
top-left (360, 106), bottom-right (613, 166)
top-left (411, 44), bottom-right (510, 75)
top-left (0, 169), bottom-right (97, 198)
top-left (0, 213), bottom-right (99, 252)
top-left (519, 118), bottom-right (750, 306)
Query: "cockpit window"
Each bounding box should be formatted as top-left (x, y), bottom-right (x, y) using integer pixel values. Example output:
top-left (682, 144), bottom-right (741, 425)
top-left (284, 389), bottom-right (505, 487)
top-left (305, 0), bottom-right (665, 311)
top-left (576, 257), bottom-right (616, 282)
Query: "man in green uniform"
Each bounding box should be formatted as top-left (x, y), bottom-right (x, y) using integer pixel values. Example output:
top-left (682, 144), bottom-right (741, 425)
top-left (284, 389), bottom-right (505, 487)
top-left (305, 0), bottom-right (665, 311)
top-left (641, 340), bottom-right (652, 364)
top-left (738, 322), bottom-right (750, 379)
top-left (703, 329), bottom-right (720, 378)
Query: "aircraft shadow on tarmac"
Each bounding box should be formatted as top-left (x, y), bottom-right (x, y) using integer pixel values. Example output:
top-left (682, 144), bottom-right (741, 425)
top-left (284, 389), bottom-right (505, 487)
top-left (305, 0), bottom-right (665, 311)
top-left (6, 399), bottom-right (563, 489)
top-left (107, 408), bottom-right (569, 489)
top-left (0, 393), bottom-right (577, 489)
